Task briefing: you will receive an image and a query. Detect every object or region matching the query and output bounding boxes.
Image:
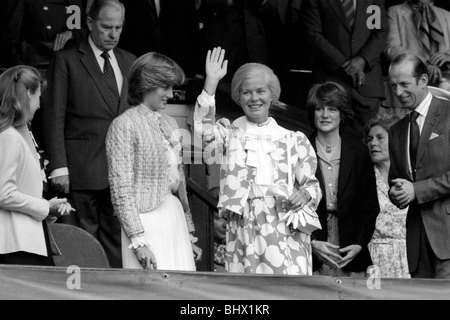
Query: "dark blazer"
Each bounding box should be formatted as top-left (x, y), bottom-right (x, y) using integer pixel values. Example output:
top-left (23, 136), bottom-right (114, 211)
top-left (389, 96), bottom-right (450, 273)
top-left (202, 0), bottom-right (271, 77)
top-left (4, 0), bottom-right (86, 67)
top-left (42, 38), bottom-right (136, 191)
top-left (310, 132), bottom-right (380, 272)
top-left (302, 0), bottom-right (387, 99)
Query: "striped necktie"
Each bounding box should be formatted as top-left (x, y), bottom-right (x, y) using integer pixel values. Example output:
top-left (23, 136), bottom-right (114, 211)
top-left (342, 0), bottom-right (355, 28)
top-left (413, 3), bottom-right (444, 54)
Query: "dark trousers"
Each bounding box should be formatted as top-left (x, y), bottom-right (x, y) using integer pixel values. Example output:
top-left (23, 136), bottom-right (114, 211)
top-left (411, 217), bottom-right (450, 279)
top-left (0, 222), bottom-right (54, 266)
top-left (59, 188), bottom-right (122, 268)
top-left (349, 89), bottom-right (381, 138)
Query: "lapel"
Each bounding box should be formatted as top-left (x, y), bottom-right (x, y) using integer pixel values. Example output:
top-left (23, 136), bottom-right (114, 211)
top-left (79, 39), bottom-right (119, 116)
top-left (328, 0), bottom-right (351, 32)
top-left (416, 98), bottom-right (440, 168)
top-left (114, 48), bottom-right (129, 115)
top-left (337, 133), bottom-right (356, 194)
top-left (402, 3), bottom-right (419, 38)
top-left (145, 0), bottom-right (159, 21)
top-left (395, 117), bottom-right (413, 180)
top-left (310, 137), bottom-right (326, 205)
top-left (353, 0), bottom-right (367, 31)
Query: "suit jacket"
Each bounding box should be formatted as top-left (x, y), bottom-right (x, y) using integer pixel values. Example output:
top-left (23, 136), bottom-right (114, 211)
top-left (4, 0), bottom-right (86, 67)
top-left (202, 0), bottom-right (272, 76)
top-left (389, 96), bottom-right (450, 272)
top-left (0, 127), bottom-right (50, 256)
top-left (310, 132), bottom-right (380, 272)
top-left (302, 0), bottom-right (387, 99)
top-left (385, 2), bottom-right (450, 64)
top-left (43, 38), bottom-right (136, 190)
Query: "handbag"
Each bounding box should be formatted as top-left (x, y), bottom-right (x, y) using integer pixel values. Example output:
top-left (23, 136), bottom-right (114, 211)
top-left (284, 133), bottom-right (321, 235)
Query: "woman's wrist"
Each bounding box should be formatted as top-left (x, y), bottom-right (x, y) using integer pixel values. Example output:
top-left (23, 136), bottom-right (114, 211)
top-left (129, 236), bottom-right (150, 252)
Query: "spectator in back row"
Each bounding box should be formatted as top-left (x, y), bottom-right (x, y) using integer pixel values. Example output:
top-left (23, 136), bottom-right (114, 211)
top-left (4, 0), bottom-right (87, 69)
top-left (385, 0), bottom-right (450, 91)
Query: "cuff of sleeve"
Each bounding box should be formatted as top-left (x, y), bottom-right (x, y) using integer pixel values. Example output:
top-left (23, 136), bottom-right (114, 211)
top-left (129, 235), bottom-right (150, 251)
top-left (48, 167), bottom-right (69, 179)
top-left (190, 233), bottom-right (198, 244)
top-left (184, 209), bottom-right (196, 233)
top-left (198, 90), bottom-right (215, 107)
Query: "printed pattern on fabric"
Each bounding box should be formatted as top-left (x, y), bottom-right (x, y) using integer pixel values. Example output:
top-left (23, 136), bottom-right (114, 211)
top-left (368, 167), bottom-right (410, 278)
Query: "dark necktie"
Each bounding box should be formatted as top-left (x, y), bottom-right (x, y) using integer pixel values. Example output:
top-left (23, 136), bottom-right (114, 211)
top-left (412, 3), bottom-right (444, 55)
top-left (409, 111), bottom-right (420, 175)
top-left (101, 51), bottom-right (120, 113)
top-left (342, 0), bottom-right (355, 28)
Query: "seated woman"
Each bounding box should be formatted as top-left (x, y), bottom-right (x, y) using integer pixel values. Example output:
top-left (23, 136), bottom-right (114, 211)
top-left (305, 81), bottom-right (380, 277)
top-left (0, 65), bottom-right (73, 266)
top-left (193, 47), bottom-right (322, 275)
top-left (106, 52), bottom-right (202, 270)
top-left (365, 112), bottom-right (410, 278)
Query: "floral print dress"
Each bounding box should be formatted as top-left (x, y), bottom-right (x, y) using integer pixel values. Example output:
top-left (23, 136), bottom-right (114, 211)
top-left (194, 92), bottom-right (322, 275)
top-left (368, 167), bottom-right (410, 278)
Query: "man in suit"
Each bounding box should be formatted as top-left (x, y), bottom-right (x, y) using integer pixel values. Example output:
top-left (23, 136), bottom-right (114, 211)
top-left (302, 0), bottom-right (388, 137)
top-left (119, 0), bottom-right (202, 77)
top-left (388, 53), bottom-right (450, 278)
top-left (4, 0), bottom-right (87, 68)
top-left (385, 0), bottom-right (450, 91)
top-left (202, 0), bottom-right (297, 80)
top-left (42, 0), bottom-right (136, 268)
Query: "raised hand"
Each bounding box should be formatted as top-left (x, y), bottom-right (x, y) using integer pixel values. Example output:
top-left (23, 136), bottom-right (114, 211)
top-left (204, 47), bottom-right (228, 96)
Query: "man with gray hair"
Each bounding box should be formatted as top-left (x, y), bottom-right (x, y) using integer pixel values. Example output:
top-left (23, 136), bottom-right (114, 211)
top-left (42, 0), bottom-right (136, 268)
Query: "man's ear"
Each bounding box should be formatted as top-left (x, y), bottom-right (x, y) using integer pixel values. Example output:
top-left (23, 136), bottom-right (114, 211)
top-left (26, 89), bottom-right (32, 100)
top-left (86, 17), bottom-right (93, 32)
top-left (420, 73), bottom-right (429, 88)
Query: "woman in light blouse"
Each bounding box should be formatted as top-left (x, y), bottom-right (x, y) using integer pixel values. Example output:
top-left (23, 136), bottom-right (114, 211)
top-left (193, 47), bottom-right (322, 275)
top-left (0, 65), bottom-right (73, 266)
top-left (106, 52), bottom-right (202, 270)
top-left (305, 81), bottom-right (380, 277)
top-left (365, 112), bottom-right (410, 278)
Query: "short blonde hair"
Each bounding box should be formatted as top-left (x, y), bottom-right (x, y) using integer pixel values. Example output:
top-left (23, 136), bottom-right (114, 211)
top-left (230, 63), bottom-right (281, 107)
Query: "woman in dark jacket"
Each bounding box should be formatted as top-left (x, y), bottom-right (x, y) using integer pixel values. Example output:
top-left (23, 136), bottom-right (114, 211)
top-left (305, 81), bottom-right (380, 277)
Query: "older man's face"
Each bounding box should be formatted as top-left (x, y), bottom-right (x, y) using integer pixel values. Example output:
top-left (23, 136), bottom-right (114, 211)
top-left (87, 5), bottom-right (124, 52)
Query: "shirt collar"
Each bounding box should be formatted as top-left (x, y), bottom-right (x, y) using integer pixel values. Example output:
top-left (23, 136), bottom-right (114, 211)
top-left (234, 116), bottom-right (289, 141)
top-left (413, 91), bottom-right (432, 118)
top-left (88, 35), bottom-right (115, 60)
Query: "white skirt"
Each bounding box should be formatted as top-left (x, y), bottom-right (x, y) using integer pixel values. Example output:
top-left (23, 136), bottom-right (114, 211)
top-left (122, 194), bottom-right (196, 271)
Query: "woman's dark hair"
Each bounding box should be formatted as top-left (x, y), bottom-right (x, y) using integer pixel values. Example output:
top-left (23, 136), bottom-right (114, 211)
top-left (0, 65), bottom-right (46, 133)
top-left (128, 52), bottom-right (185, 106)
top-left (305, 81), bottom-right (354, 133)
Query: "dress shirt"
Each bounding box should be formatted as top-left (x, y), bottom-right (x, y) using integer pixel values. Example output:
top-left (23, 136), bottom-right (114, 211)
top-left (407, 91), bottom-right (432, 174)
